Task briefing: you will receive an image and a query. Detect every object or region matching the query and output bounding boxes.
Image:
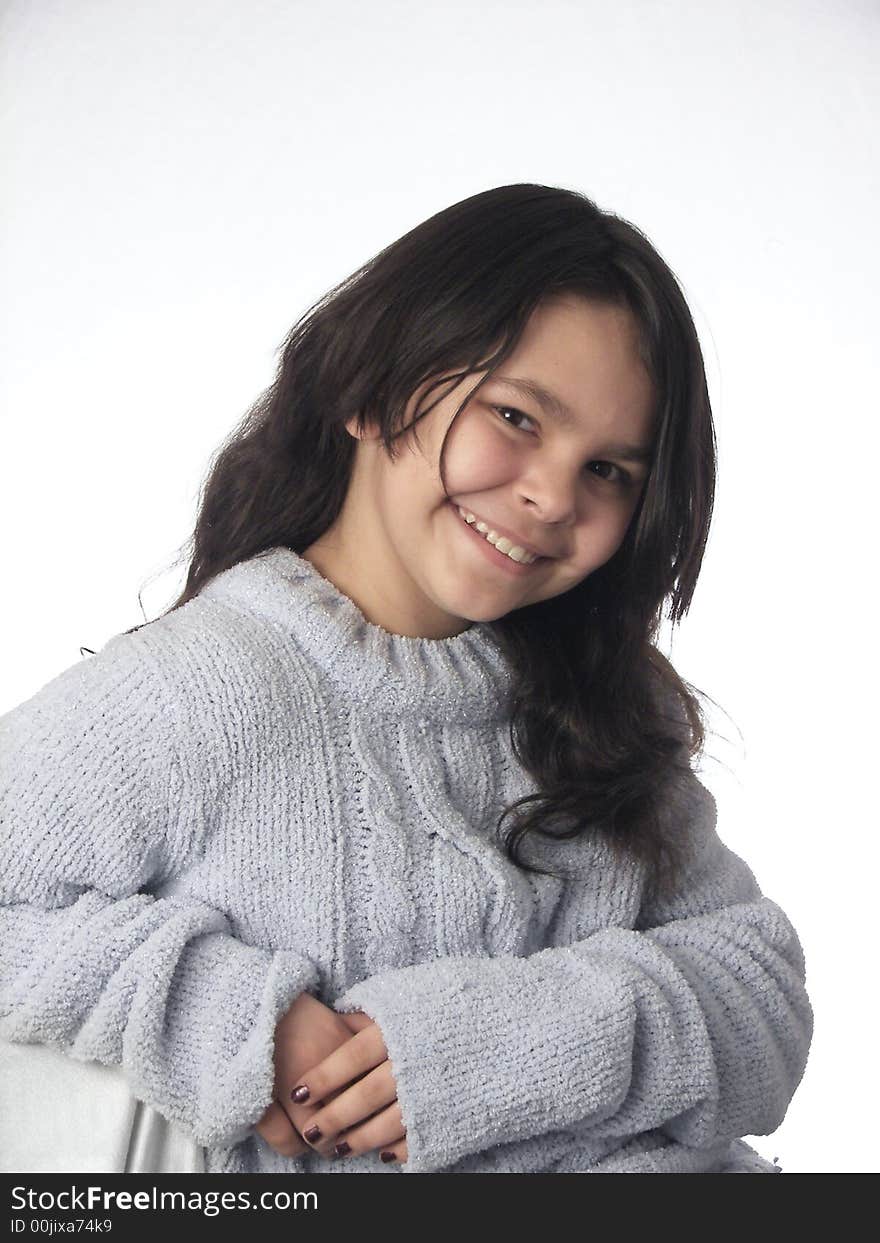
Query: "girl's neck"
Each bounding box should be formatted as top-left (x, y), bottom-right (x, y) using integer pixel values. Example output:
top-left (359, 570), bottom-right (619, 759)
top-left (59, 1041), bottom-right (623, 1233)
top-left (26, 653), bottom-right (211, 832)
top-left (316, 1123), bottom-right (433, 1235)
top-left (299, 494), bottom-right (475, 642)
top-left (198, 545), bottom-right (513, 724)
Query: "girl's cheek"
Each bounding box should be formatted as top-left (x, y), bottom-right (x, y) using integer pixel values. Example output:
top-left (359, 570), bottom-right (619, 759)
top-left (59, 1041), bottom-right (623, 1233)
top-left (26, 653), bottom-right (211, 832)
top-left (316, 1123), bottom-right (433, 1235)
top-left (452, 428), bottom-right (521, 488)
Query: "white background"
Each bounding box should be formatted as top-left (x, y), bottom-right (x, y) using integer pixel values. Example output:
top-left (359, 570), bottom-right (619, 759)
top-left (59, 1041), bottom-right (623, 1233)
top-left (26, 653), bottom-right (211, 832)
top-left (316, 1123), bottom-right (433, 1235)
top-left (2, 0), bottom-right (878, 1173)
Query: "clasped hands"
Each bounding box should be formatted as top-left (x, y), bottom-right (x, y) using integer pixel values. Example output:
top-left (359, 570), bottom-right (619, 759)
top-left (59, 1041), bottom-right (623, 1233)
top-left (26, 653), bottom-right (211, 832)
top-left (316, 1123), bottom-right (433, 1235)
top-left (255, 990), bottom-right (408, 1165)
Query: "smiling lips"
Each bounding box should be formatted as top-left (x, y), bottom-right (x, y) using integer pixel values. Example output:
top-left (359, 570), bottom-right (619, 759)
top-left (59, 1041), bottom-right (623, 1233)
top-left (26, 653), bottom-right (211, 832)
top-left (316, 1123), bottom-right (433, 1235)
top-left (453, 502), bottom-right (552, 563)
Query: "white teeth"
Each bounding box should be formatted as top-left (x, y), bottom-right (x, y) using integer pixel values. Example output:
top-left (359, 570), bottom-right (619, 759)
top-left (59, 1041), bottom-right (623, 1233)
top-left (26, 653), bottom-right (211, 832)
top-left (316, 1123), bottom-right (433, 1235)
top-left (455, 505), bottom-right (539, 564)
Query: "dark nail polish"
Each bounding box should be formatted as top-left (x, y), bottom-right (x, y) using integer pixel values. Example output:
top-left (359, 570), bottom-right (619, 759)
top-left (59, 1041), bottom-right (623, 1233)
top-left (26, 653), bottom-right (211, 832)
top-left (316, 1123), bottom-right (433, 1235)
top-left (380, 1150), bottom-right (396, 1163)
top-left (334, 1141), bottom-right (351, 1156)
top-left (303, 1125), bottom-right (322, 1142)
top-left (290, 1085), bottom-right (310, 1103)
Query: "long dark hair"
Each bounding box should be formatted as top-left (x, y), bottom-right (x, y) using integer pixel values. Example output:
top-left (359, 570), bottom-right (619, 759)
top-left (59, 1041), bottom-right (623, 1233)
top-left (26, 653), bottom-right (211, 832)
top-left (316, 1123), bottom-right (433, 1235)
top-left (125, 183), bottom-right (720, 907)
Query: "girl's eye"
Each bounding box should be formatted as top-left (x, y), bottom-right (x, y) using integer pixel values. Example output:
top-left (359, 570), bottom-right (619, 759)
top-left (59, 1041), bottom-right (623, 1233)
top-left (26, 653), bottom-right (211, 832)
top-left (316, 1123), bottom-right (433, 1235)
top-left (490, 404), bottom-right (633, 487)
top-left (491, 404), bottom-right (536, 433)
top-left (587, 461), bottom-right (631, 486)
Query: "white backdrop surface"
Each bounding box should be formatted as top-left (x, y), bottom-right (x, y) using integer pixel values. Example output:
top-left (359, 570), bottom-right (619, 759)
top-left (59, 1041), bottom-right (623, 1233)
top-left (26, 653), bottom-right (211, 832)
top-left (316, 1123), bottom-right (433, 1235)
top-left (2, 0), bottom-right (878, 1174)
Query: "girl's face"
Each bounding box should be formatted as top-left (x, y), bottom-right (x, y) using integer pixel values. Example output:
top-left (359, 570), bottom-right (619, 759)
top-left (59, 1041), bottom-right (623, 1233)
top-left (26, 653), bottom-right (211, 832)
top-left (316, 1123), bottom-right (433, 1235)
top-left (302, 294), bottom-right (657, 639)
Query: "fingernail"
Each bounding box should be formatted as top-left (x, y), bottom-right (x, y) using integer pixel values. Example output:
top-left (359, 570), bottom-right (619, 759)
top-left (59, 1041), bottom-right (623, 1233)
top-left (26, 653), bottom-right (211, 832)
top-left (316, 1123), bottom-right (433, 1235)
top-left (380, 1150), bottom-right (396, 1163)
top-left (334, 1141), bottom-right (351, 1156)
top-left (290, 1084), bottom-right (310, 1103)
top-left (303, 1125), bottom-right (322, 1142)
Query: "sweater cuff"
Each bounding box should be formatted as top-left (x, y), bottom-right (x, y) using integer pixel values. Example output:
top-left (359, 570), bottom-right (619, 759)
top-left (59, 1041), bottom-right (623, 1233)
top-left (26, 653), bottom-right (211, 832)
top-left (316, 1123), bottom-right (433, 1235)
top-left (1, 898), bottom-right (323, 1151)
top-left (332, 950), bottom-right (632, 1173)
top-left (149, 938), bottom-right (323, 1149)
top-left (102, 931), bottom-right (323, 1151)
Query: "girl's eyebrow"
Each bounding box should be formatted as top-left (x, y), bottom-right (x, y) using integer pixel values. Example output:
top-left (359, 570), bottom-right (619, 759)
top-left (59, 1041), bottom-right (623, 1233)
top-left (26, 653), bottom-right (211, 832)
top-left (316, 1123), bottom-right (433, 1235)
top-left (492, 374), bottom-right (655, 464)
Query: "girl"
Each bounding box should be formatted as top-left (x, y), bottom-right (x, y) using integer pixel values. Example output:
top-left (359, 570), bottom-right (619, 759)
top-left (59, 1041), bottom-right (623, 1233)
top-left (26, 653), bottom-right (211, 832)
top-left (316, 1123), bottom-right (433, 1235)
top-left (0, 183), bottom-right (813, 1174)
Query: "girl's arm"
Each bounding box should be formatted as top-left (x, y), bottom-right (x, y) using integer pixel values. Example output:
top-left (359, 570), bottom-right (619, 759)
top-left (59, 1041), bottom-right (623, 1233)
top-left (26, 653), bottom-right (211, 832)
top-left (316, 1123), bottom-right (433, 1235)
top-left (331, 768), bottom-right (813, 1174)
top-left (0, 630), bottom-right (321, 1150)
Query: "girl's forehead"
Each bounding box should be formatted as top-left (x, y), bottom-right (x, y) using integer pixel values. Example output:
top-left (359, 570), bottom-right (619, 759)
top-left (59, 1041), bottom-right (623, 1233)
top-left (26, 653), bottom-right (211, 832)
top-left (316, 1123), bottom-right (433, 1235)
top-left (412, 298), bottom-right (655, 437)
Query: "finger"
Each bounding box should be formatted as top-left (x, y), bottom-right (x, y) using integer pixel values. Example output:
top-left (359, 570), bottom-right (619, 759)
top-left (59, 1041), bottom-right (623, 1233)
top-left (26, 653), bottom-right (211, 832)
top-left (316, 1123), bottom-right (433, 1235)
top-left (377, 1133), bottom-right (409, 1166)
top-left (286, 1077), bottom-right (367, 1133)
top-left (325, 1099), bottom-right (406, 1160)
top-left (337, 1009), bottom-right (374, 1034)
top-left (281, 1014), bottom-right (374, 1128)
top-left (298, 1063), bottom-right (397, 1157)
top-left (290, 1023), bottom-right (387, 1107)
top-left (253, 1100), bottom-right (310, 1159)
top-left (286, 1083), bottom-right (360, 1138)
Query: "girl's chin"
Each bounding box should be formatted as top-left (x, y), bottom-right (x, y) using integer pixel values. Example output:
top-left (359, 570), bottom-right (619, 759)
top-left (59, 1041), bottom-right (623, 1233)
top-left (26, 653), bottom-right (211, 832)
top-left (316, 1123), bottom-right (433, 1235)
top-left (438, 578), bottom-right (530, 626)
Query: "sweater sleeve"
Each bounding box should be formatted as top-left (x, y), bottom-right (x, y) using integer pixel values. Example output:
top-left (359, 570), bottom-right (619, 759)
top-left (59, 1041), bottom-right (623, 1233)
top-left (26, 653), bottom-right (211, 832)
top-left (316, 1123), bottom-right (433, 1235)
top-left (0, 629), bottom-right (321, 1149)
top-left (332, 767), bottom-right (814, 1173)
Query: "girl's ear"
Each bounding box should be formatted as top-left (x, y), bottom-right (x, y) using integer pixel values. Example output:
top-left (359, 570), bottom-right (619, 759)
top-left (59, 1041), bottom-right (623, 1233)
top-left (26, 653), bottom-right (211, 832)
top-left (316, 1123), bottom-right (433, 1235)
top-left (344, 412), bottom-right (383, 441)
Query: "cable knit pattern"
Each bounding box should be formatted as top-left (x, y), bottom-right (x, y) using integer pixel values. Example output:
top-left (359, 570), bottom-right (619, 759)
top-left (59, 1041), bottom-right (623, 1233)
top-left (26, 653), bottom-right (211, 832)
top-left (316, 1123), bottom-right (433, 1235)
top-left (0, 546), bottom-right (812, 1173)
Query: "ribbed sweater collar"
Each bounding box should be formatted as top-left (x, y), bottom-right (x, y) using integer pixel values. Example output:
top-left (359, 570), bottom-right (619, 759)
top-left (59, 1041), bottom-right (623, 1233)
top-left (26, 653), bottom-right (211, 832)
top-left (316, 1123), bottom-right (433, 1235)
top-left (199, 546), bottom-right (515, 723)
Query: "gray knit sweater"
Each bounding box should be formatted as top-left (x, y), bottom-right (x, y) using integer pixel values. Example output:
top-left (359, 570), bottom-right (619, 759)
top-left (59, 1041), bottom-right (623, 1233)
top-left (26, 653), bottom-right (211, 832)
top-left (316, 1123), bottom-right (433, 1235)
top-left (0, 546), bottom-right (813, 1174)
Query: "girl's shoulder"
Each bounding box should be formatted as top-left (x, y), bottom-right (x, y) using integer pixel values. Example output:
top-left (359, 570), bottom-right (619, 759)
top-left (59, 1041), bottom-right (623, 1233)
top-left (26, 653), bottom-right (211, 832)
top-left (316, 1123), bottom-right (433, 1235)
top-left (122, 589), bottom-right (308, 710)
top-left (117, 594), bottom-right (322, 784)
top-left (2, 591), bottom-right (297, 781)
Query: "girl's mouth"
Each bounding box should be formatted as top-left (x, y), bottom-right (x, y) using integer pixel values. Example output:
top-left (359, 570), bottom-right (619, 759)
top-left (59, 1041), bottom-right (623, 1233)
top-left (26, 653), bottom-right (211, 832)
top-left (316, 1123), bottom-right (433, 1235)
top-left (448, 501), bottom-right (547, 576)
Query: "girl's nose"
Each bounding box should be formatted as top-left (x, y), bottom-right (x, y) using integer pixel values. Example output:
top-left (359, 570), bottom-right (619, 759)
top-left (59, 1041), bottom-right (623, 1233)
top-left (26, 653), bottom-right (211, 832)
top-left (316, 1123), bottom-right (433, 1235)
top-left (515, 471), bottom-right (579, 528)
